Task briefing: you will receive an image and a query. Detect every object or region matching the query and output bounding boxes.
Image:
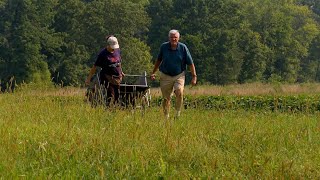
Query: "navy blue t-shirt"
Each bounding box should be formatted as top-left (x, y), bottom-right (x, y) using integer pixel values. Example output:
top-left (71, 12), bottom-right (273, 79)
top-left (94, 48), bottom-right (122, 76)
top-left (157, 42), bottom-right (193, 76)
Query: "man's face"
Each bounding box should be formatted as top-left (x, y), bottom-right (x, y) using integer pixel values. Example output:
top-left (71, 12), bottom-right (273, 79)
top-left (107, 46), bottom-right (115, 53)
top-left (169, 33), bottom-right (179, 46)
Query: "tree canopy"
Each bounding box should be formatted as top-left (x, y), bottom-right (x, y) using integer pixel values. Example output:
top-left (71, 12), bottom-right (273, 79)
top-left (0, 0), bottom-right (319, 86)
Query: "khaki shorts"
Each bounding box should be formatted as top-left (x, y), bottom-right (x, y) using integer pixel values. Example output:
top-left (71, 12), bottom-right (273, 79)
top-left (160, 71), bottom-right (185, 99)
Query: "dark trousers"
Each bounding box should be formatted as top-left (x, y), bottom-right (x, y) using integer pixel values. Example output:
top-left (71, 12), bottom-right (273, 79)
top-left (100, 77), bottom-right (120, 106)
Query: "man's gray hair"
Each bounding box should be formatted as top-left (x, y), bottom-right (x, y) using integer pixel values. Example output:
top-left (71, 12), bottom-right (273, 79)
top-left (168, 29), bottom-right (180, 38)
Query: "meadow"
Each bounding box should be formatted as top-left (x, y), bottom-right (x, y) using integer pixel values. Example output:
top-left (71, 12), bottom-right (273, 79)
top-left (0, 83), bottom-right (320, 178)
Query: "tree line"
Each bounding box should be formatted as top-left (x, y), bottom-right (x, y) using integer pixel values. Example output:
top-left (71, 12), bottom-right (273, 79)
top-left (0, 0), bottom-right (319, 88)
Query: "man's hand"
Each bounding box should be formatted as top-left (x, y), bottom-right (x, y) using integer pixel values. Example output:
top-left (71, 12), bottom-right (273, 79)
top-left (191, 75), bottom-right (197, 86)
top-left (150, 74), bottom-right (156, 81)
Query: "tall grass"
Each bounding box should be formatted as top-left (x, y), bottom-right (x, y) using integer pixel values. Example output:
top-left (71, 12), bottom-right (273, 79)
top-left (161, 82), bottom-right (320, 96)
top-left (0, 86), bottom-right (320, 178)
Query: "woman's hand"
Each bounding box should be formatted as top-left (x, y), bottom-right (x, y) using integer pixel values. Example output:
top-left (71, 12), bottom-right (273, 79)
top-left (150, 74), bottom-right (156, 81)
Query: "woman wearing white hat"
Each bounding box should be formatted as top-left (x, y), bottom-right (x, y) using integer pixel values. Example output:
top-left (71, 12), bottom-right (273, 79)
top-left (85, 35), bottom-right (125, 106)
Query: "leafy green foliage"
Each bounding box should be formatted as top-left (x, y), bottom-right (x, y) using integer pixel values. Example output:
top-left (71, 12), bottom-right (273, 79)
top-left (0, 0), bottom-right (151, 86)
top-left (0, 0), bottom-right (61, 84)
top-left (0, 0), bottom-right (320, 86)
top-left (121, 37), bottom-right (153, 75)
top-left (147, 0), bottom-right (320, 84)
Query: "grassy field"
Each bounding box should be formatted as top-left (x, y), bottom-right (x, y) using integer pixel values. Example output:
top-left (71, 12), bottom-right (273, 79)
top-left (1, 84), bottom-right (320, 178)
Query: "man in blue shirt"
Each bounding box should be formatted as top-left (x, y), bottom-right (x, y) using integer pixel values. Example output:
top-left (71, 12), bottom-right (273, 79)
top-left (151, 29), bottom-right (197, 119)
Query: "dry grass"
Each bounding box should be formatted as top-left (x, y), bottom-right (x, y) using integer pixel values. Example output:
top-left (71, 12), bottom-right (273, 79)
top-left (16, 85), bottom-right (85, 97)
top-left (149, 83), bottom-right (320, 97)
top-left (14, 82), bottom-right (320, 98)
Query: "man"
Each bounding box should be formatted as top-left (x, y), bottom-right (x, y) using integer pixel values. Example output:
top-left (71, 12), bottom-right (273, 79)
top-left (85, 35), bottom-right (125, 106)
top-left (150, 29), bottom-right (197, 119)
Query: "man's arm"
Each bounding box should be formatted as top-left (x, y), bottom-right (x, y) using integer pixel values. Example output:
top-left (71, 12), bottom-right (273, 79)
top-left (85, 65), bottom-right (97, 85)
top-left (150, 59), bottom-right (161, 80)
top-left (189, 63), bottom-right (197, 86)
